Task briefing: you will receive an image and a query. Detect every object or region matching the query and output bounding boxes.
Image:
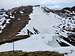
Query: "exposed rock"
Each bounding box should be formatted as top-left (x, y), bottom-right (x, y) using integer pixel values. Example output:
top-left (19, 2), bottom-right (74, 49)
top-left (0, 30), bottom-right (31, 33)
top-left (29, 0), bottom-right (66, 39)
top-left (0, 6), bottom-right (33, 43)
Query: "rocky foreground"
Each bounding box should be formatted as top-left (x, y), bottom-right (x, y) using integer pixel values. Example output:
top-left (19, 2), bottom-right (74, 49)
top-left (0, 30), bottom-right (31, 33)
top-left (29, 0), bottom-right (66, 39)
top-left (0, 51), bottom-right (64, 56)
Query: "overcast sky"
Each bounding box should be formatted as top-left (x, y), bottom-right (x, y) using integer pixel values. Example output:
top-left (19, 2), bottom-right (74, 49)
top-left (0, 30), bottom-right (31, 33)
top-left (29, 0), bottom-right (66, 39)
top-left (0, 0), bottom-right (75, 9)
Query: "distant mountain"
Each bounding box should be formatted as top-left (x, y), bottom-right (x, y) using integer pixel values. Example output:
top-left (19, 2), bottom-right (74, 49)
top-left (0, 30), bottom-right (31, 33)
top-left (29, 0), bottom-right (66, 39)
top-left (42, 6), bottom-right (75, 17)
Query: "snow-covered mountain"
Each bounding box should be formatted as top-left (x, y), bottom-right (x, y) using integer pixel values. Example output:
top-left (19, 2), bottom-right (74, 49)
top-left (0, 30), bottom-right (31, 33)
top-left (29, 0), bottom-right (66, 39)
top-left (18, 6), bottom-right (62, 47)
top-left (0, 5), bottom-right (75, 56)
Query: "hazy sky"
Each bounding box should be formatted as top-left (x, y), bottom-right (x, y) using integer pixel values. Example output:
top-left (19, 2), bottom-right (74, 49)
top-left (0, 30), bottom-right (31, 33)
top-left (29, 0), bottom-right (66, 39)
top-left (0, 0), bottom-right (75, 9)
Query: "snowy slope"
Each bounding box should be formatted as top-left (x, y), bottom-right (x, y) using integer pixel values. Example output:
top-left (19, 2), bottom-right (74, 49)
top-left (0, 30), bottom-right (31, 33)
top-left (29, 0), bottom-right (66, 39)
top-left (18, 6), bottom-right (63, 47)
top-left (0, 36), bottom-right (75, 56)
top-left (19, 6), bottom-right (61, 35)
